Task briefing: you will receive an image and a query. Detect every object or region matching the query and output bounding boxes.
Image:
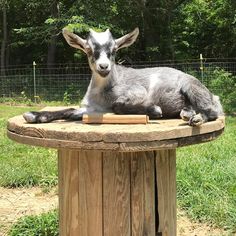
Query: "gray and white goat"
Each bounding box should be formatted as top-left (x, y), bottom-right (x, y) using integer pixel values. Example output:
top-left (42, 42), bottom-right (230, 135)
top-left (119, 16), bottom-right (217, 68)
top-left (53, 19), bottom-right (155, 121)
top-left (23, 28), bottom-right (223, 126)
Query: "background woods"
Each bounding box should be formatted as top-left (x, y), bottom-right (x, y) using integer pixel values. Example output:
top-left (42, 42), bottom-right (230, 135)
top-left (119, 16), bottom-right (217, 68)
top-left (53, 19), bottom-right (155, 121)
top-left (1, 0), bottom-right (236, 70)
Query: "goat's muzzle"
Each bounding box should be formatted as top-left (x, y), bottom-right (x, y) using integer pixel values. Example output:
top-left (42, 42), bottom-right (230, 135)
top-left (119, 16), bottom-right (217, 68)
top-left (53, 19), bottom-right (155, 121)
top-left (97, 69), bottom-right (110, 77)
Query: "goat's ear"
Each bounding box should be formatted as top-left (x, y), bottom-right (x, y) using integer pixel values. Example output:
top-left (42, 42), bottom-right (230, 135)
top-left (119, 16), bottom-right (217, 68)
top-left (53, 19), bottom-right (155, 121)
top-left (115, 28), bottom-right (139, 50)
top-left (62, 28), bottom-right (88, 53)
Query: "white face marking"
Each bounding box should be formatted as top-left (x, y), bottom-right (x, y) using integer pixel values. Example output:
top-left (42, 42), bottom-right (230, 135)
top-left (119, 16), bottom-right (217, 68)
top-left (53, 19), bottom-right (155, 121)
top-left (89, 29), bottom-right (111, 45)
top-left (96, 51), bottom-right (111, 71)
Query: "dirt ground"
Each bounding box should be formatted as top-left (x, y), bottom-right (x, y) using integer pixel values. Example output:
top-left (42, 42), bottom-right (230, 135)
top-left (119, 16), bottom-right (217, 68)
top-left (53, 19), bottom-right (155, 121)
top-left (0, 187), bottom-right (230, 236)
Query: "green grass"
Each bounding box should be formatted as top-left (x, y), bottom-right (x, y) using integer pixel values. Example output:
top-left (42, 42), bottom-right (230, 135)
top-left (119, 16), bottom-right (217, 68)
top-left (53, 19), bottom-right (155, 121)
top-left (9, 210), bottom-right (58, 236)
top-left (177, 116), bottom-right (236, 232)
top-left (0, 105), bottom-right (57, 188)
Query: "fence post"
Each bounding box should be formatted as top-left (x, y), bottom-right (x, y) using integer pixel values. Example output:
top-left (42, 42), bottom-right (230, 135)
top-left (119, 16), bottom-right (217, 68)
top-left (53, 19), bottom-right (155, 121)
top-left (33, 61), bottom-right (37, 103)
top-left (199, 54), bottom-right (204, 83)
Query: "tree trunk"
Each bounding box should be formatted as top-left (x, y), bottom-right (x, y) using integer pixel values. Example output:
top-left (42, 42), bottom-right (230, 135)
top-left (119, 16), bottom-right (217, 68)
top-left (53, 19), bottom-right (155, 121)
top-left (1, 1), bottom-right (7, 76)
top-left (47, 0), bottom-right (59, 69)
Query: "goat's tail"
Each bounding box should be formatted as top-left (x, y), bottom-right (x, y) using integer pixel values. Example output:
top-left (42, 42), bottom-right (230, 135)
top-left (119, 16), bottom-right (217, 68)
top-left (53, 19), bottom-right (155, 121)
top-left (212, 95), bottom-right (224, 116)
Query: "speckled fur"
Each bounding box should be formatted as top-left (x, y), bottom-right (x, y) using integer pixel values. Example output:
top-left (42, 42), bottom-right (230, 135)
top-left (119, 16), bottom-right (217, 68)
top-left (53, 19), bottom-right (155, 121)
top-left (23, 28), bottom-right (223, 125)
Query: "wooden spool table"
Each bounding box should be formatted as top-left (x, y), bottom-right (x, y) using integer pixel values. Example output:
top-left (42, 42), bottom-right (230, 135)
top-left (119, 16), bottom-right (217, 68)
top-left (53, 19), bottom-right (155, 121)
top-left (7, 108), bottom-right (225, 236)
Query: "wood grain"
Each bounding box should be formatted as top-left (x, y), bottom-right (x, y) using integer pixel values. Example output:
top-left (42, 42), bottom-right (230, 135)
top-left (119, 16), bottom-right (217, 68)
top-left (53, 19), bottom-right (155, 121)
top-left (103, 152), bottom-right (131, 236)
top-left (83, 113), bottom-right (149, 124)
top-left (7, 109), bottom-right (225, 144)
top-left (78, 150), bottom-right (103, 236)
top-left (155, 149), bottom-right (176, 236)
top-left (58, 150), bottom-right (103, 236)
top-left (58, 149), bottom-right (80, 236)
top-left (7, 128), bottom-right (224, 152)
top-left (131, 152), bottom-right (156, 236)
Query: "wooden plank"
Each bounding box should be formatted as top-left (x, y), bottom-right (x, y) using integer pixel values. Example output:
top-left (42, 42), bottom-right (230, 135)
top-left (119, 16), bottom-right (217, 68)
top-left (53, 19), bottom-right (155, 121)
top-left (131, 151), bottom-right (156, 236)
top-left (8, 113), bottom-right (225, 144)
top-left (78, 150), bottom-right (103, 236)
top-left (155, 149), bottom-right (176, 236)
top-left (8, 128), bottom-right (224, 151)
top-left (83, 113), bottom-right (149, 124)
top-left (58, 149), bottom-right (80, 236)
top-left (58, 149), bottom-right (103, 236)
top-left (103, 152), bottom-right (131, 236)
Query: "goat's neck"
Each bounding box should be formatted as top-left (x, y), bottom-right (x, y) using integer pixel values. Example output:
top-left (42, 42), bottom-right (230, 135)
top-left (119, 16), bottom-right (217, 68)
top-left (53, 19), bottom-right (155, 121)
top-left (90, 64), bottom-right (119, 89)
top-left (91, 73), bottom-right (109, 89)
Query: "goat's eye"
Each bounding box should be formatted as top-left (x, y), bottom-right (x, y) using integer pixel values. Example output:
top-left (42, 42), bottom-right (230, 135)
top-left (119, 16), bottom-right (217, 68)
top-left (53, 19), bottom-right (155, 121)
top-left (93, 51), bottom-right (100, 60)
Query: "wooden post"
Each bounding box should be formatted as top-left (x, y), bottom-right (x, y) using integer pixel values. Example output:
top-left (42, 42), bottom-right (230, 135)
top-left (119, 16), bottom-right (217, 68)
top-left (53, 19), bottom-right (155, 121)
top-left (58, 149), bottom-right (176, 236)
top-left (155, 149), bottom-right (177, 236)
top-left (58, 150), bottom-right (103, 236)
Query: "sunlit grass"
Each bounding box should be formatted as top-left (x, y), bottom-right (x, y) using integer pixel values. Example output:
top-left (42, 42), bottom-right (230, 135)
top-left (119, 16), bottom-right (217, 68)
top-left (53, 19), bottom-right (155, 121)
top-left (177, 116), bottom-right (236, 232)
top-left (0, 105), bottom-right (57, 188)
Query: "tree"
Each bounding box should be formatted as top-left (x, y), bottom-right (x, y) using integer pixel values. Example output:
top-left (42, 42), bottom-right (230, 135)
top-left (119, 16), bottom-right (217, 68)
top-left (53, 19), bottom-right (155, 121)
top-left (172, 0), bottom-right (236, 58)
top-left (47, 0), bottom-right (60, 67)
top-left (1, 0), bottom-right (8, 75)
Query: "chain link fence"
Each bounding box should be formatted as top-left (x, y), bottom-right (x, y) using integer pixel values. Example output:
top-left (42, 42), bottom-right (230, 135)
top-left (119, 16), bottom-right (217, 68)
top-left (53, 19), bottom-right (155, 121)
top-left (0, 58), bottom-right (236, 110)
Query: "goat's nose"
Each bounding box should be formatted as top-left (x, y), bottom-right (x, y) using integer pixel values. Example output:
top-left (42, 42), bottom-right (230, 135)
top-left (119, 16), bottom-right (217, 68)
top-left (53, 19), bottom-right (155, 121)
top-left (99, 63), bottom-right (109, 70)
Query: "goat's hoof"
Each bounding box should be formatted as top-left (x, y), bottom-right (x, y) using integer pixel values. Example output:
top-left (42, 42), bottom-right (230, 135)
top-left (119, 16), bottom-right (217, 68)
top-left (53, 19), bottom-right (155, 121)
top-left (23, 111), bottom-right (51, 123)
top-left (188, 114), bottom-right (204, 126)
top-left (23, 112), bottom-right (39, 123)
top-left (180, 107), bottom-right (196, 121)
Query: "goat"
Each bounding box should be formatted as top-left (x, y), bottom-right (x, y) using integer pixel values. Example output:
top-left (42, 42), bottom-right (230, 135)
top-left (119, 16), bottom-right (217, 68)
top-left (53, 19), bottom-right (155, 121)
top-left (23, 27), bottom-right (223, 126)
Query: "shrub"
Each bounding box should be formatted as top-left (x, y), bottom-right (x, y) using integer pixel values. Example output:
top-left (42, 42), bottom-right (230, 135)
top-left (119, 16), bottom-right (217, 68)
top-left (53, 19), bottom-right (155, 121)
top-left (207, 68), bottom-right (236, 113)
top-left (187, 66), bottom-right (236, 113)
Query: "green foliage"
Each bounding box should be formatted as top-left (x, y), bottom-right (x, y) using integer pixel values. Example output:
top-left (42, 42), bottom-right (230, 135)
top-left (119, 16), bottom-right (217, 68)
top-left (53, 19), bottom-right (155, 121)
top-left (1, 0), bottom-right (235, 64)
top-left (9, 210), bottom-right (58, 236)
top-left (20, 91), bottom-right (33, 106)
top-left (207, 68), bottom-right (236, 113)
top-left (62, 84), bottom-right (85, 105)
top-left (186, 67), bottom-right (236, 113)
top-left (173, 0), bottom-right (236, 58)
top-left (177, 117), bottom-right (236, 232)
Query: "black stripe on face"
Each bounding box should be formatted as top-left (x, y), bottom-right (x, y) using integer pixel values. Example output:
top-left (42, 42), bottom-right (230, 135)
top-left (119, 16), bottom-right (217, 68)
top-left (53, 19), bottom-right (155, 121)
top-left (92, 42), bottom-right (115, 60)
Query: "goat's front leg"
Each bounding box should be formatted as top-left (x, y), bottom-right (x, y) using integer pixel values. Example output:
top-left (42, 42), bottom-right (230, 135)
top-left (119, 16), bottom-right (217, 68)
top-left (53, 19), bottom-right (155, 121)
top-left (112, 96), bottom-right (162, 119)
top-left (23, 107), bottom-right (88, 123)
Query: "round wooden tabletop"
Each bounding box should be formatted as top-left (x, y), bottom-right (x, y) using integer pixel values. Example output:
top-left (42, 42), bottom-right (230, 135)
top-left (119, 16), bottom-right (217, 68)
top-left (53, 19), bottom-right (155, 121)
top-left (7, 107), bottom-right (225, 152)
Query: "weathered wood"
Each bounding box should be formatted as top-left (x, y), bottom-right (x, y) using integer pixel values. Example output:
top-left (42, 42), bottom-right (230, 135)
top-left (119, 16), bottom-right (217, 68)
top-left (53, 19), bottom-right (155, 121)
top-left (78, 151), bottom-right (103, 236)
top-left (58, 150), bottom-right (103, 236)
top-left (7, 109), bottom-right (225, 151)
top-left (7, 109), bottom-right (225, 144)
top-left (103, 152), bottom-right (131, 236)
top-left (83, 113), bottom-right (149, 124)
top-left (131, 152), bottom-right (156, 236)
top-left (155, 149), bottom-right (176, 236)
top-left (7, 128), bottom-right (224, 152)
top-left (58, 149), bottom-right (80, 236)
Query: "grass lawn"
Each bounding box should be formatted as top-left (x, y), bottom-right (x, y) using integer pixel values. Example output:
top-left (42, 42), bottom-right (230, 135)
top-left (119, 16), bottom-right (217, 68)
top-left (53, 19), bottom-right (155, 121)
top-left (177, 116), bottom-right (236, 233)
top-left (0, 105), bottom-right (57, 188)
top-left (0, 104), bottom-right (235, 233)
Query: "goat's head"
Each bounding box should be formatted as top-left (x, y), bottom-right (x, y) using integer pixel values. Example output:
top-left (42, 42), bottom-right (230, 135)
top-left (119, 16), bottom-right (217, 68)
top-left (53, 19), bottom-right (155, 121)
top-left (63, 27), bottom-right (139, 77)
